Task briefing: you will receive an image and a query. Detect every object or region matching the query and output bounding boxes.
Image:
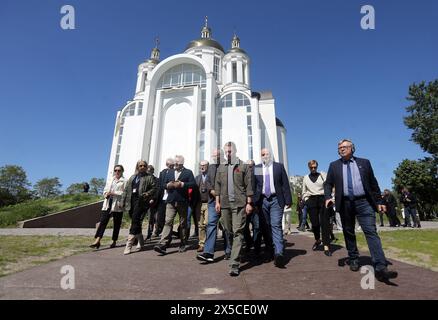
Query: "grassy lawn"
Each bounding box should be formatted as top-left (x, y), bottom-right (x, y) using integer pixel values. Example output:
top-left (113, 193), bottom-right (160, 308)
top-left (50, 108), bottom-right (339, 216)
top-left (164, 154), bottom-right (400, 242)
top-left (0, 194), bottom-right (101, 227)
top-left (0, 235), bottom-right (109, 277)
top-left (338, 229), bottom-right (438, 272)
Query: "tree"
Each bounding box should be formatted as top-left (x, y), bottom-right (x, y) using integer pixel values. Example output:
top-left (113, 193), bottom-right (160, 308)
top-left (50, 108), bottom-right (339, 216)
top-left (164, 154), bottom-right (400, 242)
top-left (404, 80), bottom-right (438, 159)
top-left (0, 165), bottom-right (32, 205)
top-left (89, 178), bottom-right (105, 195)
top-left (33, 177), bottom-right (62, 198)
top-left (0, 188), bottom-right (15, 207)
top-left (66, 183), bottom-right (86, 195)
top-left (290, 176), bottom-right (303, 196)
top-left (393, 158), bottom-right (438, 220)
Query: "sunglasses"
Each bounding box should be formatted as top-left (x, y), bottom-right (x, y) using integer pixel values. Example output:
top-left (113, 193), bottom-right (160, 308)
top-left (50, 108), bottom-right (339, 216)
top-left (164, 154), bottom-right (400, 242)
top-left (114, 169), bottom-right (122, 172)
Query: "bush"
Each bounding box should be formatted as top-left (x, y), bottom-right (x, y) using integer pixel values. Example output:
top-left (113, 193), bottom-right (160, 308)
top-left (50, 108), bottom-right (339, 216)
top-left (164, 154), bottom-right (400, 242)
top-left (0, 201), bottom-right (52, 227)
top-left (0, 193), bottom-right (101, 227)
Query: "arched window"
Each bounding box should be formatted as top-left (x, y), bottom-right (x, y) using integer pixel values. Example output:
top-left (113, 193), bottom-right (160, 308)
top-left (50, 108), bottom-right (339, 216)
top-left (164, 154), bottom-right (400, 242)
top-left (157, 64), bottom-right (206, 89)
top-left (115, 102), bottom-right (137, 165)
top-left (216, 92), bottom-right (253, 155)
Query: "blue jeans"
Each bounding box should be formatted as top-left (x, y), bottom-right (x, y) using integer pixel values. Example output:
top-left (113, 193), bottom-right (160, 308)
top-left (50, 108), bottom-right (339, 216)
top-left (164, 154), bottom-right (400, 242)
top-left (244, 210), bottom-right (260, 250)
top-left (203, 200), bottom-right (231, 256)
top-left (260, 196), bottom-right (284, 256)
top-left (405, 207), bottom-right (420, 227)
top-left (300, 205), bottom-right (308, 228)
top-left (340, 198), bottom-right (387, 271)
top-left (186, 205), bottom-right (198, 236)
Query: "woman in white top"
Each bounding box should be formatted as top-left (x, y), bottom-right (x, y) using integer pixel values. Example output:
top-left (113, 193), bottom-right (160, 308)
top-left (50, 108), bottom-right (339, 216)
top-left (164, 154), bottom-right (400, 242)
top-left (302, 160), bottom-right (331, 256)
top-left (90, 165), bottom-right (126, 249)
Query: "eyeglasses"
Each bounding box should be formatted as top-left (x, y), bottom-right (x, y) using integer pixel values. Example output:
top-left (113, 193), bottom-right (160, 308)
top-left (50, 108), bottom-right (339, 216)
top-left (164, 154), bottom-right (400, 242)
top-left (310, 166), bottom-right (317, 169)
top-left (139, 165), bottom-right (146, 167)
top-left (114, 169), bottom-right (122, 172)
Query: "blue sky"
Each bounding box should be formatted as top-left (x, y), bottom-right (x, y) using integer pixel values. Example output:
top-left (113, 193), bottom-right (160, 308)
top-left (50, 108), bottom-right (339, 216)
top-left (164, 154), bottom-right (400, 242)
top-left (0, 0), bottom-right (436, 191)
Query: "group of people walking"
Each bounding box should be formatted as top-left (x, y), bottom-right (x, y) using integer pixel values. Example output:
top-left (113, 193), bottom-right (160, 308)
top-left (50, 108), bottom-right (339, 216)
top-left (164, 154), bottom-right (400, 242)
top-left (90, 138), bottom-right (399, 282)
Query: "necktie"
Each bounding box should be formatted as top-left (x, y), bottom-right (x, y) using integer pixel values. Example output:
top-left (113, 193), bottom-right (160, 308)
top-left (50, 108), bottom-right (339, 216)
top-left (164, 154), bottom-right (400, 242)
top-left (264, 167), bottom-right (271, 198)
top-left (346, 161), bottom-right (354, 200)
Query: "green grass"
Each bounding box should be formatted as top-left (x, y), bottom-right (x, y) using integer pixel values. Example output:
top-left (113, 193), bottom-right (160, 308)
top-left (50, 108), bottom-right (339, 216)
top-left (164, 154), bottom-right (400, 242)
top-left (0, 235), bottom-right (110, 277)
top-left (0, 194), bottom-right (101, 227)
top-left (338, 229), bottom-right (438, 272)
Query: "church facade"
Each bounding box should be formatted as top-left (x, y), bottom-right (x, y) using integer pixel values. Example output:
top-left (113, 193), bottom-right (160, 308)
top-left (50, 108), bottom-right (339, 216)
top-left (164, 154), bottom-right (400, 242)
top-left (106, 20), bottom-right (289, 181)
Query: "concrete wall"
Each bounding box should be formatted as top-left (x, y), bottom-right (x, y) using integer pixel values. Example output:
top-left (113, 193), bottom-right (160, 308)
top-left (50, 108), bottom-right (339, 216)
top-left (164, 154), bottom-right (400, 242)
top-left (21, 201), bottom-right (104, 228)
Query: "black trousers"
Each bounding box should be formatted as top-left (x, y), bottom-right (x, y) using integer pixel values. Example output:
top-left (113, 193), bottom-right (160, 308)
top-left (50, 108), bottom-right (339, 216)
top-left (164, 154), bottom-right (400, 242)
top-left (156, 200), bottom-right (167, 234)
top-left (307, 195), bottom-right (330, 246)
top-left (147, 206), bottom-right (158, 237)
top-left (95, 208), bottom-right (123, 241)
top-left (387, 207), bottom-right (400, 226)
top-left (129, 194), bottom-right (148, 235)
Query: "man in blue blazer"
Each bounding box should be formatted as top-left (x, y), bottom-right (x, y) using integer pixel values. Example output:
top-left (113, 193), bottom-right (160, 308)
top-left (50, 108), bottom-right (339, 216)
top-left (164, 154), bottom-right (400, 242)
top-left (253, 148), bottom-right (292, 268)
top-left (324, 139), bottom-right (398, 282)
top-left (154, 155), bottom-right (196, 254)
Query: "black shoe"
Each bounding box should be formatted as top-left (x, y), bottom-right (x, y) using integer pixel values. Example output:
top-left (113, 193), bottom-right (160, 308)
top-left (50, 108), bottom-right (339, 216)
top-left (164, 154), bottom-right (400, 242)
top-left (274, 254), bottom-right (285, 268)
top-left (178, 245), bottom-right (188, 253)
top-left (224, 252), bottom-right (231, 260)
top-left (324, 250), bottom-right (332, 257)
top-left (417, 225), bottom-right (422, 228)
top-left (109, 241), bottom-right (116, 248)
top-left (380, 224), bottom-right (384, 227)
top-left (229, 267), bottom-right (240, 277)
top-left (89, 242), bottom-right (100, 249)
top-left (197, 252), bottom-right (214, 263)
top-left (349, 259), bottom-right (360, 272)
top-left (153, 245), bottom-right (166, 255)
top-left (375, 268), bottom-right (398, 281)
top-left (312, 241), bottom-right (322, 251)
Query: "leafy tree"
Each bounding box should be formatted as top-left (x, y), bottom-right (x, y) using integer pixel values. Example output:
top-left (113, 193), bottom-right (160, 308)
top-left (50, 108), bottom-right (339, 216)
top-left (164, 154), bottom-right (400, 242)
top-left (393, 158), bottom-right (438, 220)
top-left (290, 176), bottom-right (303, 196)
top-left (0, 165), bottom-right (32, 204)
top-left (33, 177), bottom-right (62, 198)
top-left (66, 183), bottom-right (86, 195)
top-left (404, 80), bottom-right (438, 159)
top-left (0, 188), bottom-right (15, 207)
top-left (89, 178), bottom-right (105, 195)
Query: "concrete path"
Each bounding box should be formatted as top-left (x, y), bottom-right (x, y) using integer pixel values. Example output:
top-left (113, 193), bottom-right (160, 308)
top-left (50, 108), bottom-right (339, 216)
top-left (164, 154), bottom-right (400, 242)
top-left (1, 233), bottom-right (437, 300)
top-left (1, 221), bottom-right (437, 236)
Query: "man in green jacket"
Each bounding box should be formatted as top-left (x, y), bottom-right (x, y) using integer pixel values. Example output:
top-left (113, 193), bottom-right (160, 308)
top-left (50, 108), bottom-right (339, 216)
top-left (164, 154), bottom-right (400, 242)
top-left (215, 141), bottom-right (254, 276)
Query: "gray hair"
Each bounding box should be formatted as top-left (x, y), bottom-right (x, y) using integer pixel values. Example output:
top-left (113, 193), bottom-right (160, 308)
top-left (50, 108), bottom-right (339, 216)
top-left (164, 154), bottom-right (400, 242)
top-left (175, 155), bottom-right (185, 164)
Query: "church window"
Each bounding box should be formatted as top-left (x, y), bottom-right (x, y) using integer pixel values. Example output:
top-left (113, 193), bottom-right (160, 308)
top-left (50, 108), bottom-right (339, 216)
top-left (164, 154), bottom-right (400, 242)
top-left (242, 64), bottom-right (246, 84)
top-left (201, 89), bottom-right (206, 111)
top-left (232, 62), bottom-right (237, 83)
top-left (157, 64), bottom-right (206, 89)
top-left (213, 57), bottom-right (220, 81)
top-left (137, 102), bottom-right (143, 116)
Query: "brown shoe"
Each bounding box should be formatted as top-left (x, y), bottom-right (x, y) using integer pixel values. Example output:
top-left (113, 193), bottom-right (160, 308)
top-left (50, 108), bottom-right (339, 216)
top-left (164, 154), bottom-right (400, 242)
top-left (197, 246), bottom-right (204, 252)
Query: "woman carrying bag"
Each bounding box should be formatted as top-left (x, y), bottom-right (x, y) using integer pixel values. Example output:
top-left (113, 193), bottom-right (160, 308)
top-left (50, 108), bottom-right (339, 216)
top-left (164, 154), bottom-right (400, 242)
top-left (90, 165), bottom-right (126, 249)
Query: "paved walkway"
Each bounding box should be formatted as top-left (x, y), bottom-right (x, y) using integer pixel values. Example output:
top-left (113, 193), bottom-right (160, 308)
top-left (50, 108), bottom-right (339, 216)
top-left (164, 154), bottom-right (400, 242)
top-left (1, 232), bottom-right (437, 299)
top-left (1, 221), bottom-right (437, 236)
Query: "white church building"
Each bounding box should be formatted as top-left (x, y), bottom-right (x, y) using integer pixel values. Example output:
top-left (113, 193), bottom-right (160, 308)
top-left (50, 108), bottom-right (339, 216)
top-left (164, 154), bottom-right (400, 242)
top-left (106, 19), bottom-right (289, 180)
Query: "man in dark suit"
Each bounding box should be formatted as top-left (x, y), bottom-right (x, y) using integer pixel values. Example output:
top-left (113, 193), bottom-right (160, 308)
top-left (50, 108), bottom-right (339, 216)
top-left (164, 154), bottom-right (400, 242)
top-left (253, 148), bottom-right (292, 268)
top-left (324, 139), bottom-right (398, 282)
top-left (154, 155), bottom-right (196, 254)
top-left (155, 158), bottom-right (175, 236)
